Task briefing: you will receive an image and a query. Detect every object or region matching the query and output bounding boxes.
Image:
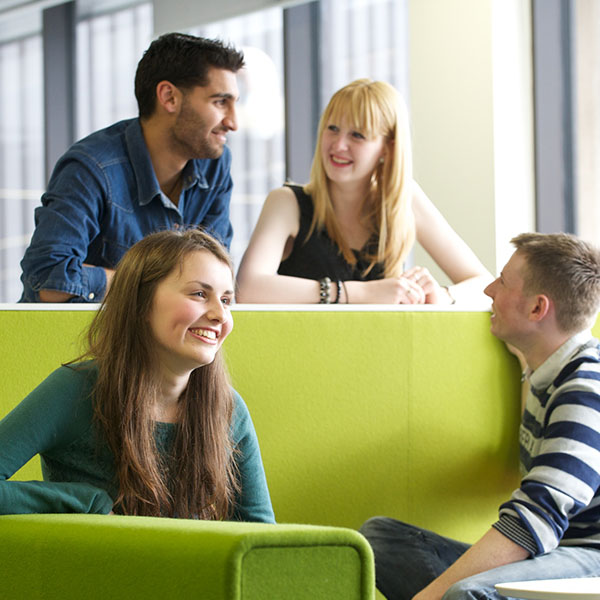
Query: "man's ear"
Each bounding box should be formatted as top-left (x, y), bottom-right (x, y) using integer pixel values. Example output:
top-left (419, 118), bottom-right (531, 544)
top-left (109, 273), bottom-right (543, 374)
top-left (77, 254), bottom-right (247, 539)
top-left (155, 81), bottom-right (180, 114)
top-left (530, 294), bottom-right (551, 322)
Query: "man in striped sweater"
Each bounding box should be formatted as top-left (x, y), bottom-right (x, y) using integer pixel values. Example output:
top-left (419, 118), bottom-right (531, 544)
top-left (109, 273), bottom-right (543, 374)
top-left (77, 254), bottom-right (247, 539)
top-left (360, 232), bottom-right (600, 600)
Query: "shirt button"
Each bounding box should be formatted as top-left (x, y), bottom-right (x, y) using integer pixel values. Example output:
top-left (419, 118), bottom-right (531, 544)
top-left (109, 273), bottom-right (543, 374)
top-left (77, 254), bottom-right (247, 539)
top-left (88, 292), bottom-right (95, 300)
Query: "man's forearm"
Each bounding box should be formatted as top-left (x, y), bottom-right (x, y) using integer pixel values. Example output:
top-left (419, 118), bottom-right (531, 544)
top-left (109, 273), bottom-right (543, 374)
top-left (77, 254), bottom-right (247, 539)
top-left (38, 289), bottom-right (76, 302)
top-left (412, 528), bottom-right (530, 600)
top-left (38, 266), bottom-right (115, 302)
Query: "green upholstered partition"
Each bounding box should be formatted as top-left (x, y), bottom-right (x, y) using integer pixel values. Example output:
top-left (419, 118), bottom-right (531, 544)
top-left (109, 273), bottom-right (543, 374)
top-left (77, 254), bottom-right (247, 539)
top-left (227, 309), bottom-right (523, 542)
top-left (0, 515), bottom-right (373, 600)
top-left (3, 307), bottom-right (599, 544)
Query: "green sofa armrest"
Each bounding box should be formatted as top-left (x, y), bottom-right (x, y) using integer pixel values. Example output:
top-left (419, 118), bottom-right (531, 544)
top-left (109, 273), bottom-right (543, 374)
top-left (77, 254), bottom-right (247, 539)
top-left (0, 514), bottom-right (374, 600)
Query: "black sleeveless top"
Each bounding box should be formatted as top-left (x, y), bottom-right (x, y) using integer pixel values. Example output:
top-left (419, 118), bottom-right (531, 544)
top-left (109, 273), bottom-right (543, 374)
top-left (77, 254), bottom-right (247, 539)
top-left (277, 185), bottom-right (384, 281)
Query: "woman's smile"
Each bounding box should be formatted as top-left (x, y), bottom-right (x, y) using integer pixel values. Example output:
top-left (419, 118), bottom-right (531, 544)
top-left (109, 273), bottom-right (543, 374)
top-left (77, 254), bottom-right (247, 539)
top-left (148, 250), bottom-right (234, 375)
top-left (188, 327), bottom-right (219, 343)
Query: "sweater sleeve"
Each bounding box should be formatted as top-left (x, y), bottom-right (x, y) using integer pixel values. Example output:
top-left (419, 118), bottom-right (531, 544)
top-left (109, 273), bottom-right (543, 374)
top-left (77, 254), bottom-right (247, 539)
top-left (494, 369), bottom-right (600, 556)
top-left (0, 365), bottom-right (114, 514)
top-left (229, 390), bottom-right (275, 523)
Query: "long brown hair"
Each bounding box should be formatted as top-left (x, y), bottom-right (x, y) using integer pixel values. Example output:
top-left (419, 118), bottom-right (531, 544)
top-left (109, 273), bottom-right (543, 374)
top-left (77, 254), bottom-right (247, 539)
top-left (305, 79), bottom-right (415, 278)
top-left (84, 228), bottom-right (239, 519)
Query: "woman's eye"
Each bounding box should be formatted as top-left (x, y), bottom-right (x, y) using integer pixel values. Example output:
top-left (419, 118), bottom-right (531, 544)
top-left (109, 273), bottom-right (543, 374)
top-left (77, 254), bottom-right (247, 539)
top-left (327, 124), bottom-right (339, 132)
top-left (192, 291), bottom-right (206, 298)
top-left (221, 296), bottom-right (232, 306)
top-left (351, 131), bottom-right (365, 140)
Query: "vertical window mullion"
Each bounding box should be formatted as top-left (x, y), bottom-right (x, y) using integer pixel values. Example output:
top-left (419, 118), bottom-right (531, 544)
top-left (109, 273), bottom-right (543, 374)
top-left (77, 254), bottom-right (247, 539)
top-left (532, 0), bottom-right (576, 233)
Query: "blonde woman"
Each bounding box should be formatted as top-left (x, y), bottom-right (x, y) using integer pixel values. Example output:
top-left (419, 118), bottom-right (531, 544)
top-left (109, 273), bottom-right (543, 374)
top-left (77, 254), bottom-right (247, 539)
top-left (237, 79), bottom-right (490, 304)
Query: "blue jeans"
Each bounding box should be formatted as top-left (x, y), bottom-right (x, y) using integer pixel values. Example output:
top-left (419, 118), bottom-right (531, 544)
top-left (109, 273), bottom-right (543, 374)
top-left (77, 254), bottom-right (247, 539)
top-left (359, 517), bottom-right (600, 600)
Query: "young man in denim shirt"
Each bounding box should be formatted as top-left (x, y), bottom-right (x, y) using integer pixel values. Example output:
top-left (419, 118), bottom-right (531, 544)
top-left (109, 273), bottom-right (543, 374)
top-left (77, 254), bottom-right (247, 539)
top-left (20, 33), bottom-right (243, 303)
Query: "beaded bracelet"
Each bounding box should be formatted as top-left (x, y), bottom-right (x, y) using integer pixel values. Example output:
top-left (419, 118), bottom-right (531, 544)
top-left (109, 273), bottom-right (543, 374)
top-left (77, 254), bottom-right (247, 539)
top-left (319, 277), bottom-right (332, 304)
top-left (333, 280), bottom-right (342, 304)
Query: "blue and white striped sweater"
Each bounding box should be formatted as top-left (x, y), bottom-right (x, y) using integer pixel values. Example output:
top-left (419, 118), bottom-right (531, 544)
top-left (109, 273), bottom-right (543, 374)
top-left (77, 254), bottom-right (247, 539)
top-left (493, 333), bottom-right (600, 556)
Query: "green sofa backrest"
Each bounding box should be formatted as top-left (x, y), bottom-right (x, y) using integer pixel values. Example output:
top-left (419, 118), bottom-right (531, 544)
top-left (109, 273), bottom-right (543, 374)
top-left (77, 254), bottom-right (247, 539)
top-left (3, 307), bottom-right (597, 542)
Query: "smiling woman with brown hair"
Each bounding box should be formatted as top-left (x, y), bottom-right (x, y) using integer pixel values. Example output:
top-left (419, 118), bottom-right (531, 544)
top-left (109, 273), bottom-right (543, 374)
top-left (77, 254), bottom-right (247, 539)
top-left (0, 228), bottom-right (274, 522)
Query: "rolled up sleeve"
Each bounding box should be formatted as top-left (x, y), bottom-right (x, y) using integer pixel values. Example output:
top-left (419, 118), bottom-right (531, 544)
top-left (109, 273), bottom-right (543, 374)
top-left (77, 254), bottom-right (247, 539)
top-left (20, 154), bottom-right (108, 302)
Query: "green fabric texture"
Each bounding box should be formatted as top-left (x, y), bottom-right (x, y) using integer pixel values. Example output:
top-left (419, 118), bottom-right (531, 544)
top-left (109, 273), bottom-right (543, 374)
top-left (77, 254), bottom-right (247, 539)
top-left (242, 546), bottom-right (363, 599)
top-left (0, 514), bottom-right (374, 600)
top-left (3, 308), bottom-right (599, 599)
top-left (3, 309), bottom-right (599, 539)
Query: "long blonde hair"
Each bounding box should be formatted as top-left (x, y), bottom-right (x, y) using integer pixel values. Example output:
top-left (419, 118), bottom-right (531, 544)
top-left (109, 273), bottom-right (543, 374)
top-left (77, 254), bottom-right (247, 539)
top-left (83, 229), bottom-right (239, 519)
top-left (305, 79), bottom-right (415, 278)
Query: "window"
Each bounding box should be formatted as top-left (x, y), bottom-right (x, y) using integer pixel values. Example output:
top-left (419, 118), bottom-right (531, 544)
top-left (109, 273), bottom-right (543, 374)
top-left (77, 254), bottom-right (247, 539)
top-left (319, 0), bottom-right (409, 108)
top-left (0, 0), bottom-right (151, 303)
top-left (0, 34), bottom-right (43, 303)
top-left (76, 2), bottom-right (152, 137)
top-left (191, 7), bottom-right (285, 268)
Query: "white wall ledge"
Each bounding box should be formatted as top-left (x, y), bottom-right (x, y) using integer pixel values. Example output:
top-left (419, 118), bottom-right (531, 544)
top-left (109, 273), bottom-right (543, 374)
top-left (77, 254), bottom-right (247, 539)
top-left (1, 302), bottom-right (491, 312)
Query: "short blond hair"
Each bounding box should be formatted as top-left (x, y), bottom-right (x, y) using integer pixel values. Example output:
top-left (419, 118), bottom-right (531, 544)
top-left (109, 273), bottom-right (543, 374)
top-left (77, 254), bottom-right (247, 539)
top-left (512, 232), bottom-right (600, 333)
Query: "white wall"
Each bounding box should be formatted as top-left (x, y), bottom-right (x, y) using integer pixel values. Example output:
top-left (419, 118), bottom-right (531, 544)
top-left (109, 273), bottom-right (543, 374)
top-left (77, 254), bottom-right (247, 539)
top-left (409, 0), bottom-right (535, 280)
top-left (575, 0), bottom-right (600, 244)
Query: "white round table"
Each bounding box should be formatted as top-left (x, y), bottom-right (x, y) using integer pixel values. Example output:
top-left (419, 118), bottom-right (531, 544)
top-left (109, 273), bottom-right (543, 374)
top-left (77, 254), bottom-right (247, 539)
top-left (495, 578), bottom-right (600, 600)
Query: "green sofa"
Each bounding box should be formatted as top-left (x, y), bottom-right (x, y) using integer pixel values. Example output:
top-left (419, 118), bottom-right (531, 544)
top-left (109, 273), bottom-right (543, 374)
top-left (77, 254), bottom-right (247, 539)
top-left (1, 515), bottom-right (371, 599)
top-left (4, 307), bottom-right (595, 598)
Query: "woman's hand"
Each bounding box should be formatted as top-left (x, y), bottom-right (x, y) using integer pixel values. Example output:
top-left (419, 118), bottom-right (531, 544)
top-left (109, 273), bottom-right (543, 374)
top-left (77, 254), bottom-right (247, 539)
top-left (402, 266), bottom-right (452, 304)
top-left (346, 277), bottom-right (426, 304)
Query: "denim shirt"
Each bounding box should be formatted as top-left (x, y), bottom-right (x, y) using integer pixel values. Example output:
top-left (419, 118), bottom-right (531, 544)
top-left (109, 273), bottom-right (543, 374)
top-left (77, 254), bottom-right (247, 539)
top-left (20, 118), bottom-right (234, 303)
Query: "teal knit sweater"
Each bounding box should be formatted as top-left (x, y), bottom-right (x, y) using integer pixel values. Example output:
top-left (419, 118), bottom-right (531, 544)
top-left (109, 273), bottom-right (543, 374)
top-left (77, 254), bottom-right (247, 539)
top-left (0, 363), bottom-right (274, 522)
